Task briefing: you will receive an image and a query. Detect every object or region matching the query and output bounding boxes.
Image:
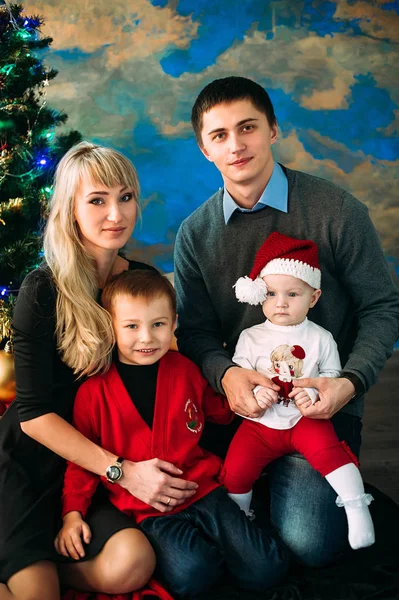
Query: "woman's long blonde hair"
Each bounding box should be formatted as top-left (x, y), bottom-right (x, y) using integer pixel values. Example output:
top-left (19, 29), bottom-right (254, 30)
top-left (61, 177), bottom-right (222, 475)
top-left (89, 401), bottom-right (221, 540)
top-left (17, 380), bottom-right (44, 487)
top-left (43, 141), bottom-right (140, 377)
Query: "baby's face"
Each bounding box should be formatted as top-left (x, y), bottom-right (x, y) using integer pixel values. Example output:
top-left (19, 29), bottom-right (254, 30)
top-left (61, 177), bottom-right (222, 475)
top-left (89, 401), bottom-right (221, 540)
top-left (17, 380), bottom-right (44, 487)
top-left (261, 274), bottom-right (321, 326)
top-left (111, 293), bottom-right (176, 366)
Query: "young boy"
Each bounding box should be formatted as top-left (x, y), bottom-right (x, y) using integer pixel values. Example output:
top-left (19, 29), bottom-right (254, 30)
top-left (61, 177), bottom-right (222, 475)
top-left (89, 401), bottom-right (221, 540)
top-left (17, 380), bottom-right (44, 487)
top-left (56, 269), bottom-right (289, 599)
top-left (223, 232), bottom-right (375, 551)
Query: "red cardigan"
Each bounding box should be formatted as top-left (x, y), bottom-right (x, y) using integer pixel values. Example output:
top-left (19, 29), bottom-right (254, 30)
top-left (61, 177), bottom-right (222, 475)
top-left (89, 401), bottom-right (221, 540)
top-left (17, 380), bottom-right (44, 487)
top-left (62, 352), bottom-right (233, 524)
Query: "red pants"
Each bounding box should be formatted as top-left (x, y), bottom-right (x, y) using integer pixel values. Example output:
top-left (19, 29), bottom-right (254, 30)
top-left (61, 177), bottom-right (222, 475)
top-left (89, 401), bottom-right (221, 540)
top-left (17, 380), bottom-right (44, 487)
top-left (223, 417), bottom-right (357, 494)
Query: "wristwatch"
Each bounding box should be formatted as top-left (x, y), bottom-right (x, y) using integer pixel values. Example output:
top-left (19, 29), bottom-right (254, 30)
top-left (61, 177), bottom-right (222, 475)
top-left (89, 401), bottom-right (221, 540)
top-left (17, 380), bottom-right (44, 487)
top-left (341, 372), bottom-right (364, 398)
top-left (105, 457), bottom-right (124, 484)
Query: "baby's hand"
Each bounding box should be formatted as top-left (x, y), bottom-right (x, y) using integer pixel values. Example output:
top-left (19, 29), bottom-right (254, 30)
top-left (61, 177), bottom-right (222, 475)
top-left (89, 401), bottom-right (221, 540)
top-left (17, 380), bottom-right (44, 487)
top-left (254, 385), bottom-right (278, 410)
top-left (54, 511), bottom-right (92, 560)
top-left (290, 388), bottom-right (313, 409)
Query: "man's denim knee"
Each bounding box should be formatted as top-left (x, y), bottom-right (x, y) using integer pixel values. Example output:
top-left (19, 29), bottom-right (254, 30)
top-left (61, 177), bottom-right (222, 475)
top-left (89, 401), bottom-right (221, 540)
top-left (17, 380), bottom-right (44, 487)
top-left (268, 453), bottom-right (349, 567)
top-left (277, 513), bottom-right (347, 568)
top-left (235, 551), bottom-right (290, 592)
top-left (291, 537), bottom-right (346, 568)
top-left (166, 550), bottom-right (222, 597)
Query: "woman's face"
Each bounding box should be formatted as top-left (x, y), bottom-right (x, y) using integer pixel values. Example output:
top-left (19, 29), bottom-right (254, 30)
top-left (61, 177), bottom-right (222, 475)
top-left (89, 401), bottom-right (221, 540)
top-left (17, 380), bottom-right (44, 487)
top-left (74, 175), bottom-right (137, 254)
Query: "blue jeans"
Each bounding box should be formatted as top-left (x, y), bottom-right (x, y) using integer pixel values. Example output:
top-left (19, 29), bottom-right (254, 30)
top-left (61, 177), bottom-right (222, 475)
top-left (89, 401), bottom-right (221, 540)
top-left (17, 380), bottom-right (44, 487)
top-left (200, 411), bottom-right (362, 569)
top-left (267, 411), bottom-right (362, 567)
top-left (139, 486), bottom-right (290, 599)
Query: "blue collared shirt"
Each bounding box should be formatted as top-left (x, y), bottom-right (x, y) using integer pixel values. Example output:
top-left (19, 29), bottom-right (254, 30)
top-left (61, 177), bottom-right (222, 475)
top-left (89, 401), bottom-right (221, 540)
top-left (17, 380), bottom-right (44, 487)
top-left (223, 162), bottom-right (288, 224)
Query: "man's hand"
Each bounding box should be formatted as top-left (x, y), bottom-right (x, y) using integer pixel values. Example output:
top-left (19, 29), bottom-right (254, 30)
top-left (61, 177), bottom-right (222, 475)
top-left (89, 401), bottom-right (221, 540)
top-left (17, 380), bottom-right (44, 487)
top-left (119, 458), bottom-right (198, 513)
top-left (292, 377), bottom-right (355, 419)
top-left (221, 367), bottom-right (279, 418)
top-left (290, 387), bottom-right (313, 410)
top-left (54, 511), bottom-right (91, 560)
top-left (254, 385), bottom-right (278, 410)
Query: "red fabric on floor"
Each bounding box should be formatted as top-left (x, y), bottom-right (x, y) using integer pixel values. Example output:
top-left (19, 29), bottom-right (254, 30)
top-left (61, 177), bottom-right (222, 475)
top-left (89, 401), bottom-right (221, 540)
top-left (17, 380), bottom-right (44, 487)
top-left (62, 578), bottom-right (174, 600)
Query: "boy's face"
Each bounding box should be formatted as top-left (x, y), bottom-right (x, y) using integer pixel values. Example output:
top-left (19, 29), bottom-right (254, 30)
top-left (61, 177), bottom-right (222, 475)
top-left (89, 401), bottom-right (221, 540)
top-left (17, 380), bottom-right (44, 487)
top-left (111, 293), bottom-right (176, 366)
top-left (199, 99), bottom-right (277, 199)
top-left (261, 274), bottom-right (321, 327)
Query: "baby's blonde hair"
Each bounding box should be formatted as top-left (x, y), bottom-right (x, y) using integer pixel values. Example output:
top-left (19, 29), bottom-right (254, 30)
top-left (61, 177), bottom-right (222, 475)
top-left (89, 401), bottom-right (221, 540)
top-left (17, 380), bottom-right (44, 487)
top-left (43, 141), bottom-right (140, 376)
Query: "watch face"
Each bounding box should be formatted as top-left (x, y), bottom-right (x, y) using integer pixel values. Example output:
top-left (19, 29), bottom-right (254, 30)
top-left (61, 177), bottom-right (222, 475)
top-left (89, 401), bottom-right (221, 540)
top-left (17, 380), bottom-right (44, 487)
top-left (107, 465), bottom-right (121, 481)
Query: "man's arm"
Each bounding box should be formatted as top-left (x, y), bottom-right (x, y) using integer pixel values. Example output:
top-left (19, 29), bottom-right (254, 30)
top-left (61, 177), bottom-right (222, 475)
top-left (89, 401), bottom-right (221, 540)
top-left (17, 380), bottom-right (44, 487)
top-left (335, 192), bottom-right (399, 391)
top-left (174, 224), bottom-right (278, 417)
top-left (295, 194), bottom-right (399, 419)
top-left (174, 223), bottom-right (235, 393)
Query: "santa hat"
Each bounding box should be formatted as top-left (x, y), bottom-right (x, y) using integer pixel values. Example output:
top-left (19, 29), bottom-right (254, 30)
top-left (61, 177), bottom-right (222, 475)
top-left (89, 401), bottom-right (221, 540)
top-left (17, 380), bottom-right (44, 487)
top-left (234, 232), bottom-right (321, 305)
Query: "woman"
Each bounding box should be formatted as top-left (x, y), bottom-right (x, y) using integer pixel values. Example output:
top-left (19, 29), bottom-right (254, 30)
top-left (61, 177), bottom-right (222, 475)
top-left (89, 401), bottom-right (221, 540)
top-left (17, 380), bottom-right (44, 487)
top-left (0, 142), bottom-right (196, 600)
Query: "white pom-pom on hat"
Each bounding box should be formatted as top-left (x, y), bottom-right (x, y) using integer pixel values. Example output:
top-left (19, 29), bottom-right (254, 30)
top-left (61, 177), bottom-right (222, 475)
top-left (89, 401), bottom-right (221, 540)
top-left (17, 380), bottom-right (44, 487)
top-left (234, 276), bottom-right (267, 305)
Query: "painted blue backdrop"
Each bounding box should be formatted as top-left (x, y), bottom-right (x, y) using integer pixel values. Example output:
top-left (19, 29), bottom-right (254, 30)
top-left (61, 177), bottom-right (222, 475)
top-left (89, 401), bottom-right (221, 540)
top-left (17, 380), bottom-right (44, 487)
top-left (26, 0), bottom-right (398, 275)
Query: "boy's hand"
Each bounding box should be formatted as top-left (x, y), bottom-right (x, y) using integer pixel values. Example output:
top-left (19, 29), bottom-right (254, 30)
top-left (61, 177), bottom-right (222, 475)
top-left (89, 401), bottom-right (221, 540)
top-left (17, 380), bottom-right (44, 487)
top-left (290, 387), bottom-right (313, 410)
top-left (254, 385), bottom-right (278, 410)
top-left (54, 511), bottom-right (91, 560)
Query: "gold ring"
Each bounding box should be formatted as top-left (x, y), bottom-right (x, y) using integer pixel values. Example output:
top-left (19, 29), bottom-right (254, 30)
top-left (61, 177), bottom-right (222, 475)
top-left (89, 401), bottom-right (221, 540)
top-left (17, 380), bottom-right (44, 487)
top-left (166, 496), bottom-right (172, 506)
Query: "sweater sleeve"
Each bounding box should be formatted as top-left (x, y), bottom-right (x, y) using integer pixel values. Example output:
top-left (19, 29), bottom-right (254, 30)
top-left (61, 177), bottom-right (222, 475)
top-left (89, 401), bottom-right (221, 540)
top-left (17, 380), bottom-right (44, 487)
top-left (12, 268), bottom-right (58, 422)
top-left (202, 383), bottom-right (234, 425)
top-left (62, 385), bottom-right (100, 518)
top-left (334, 193), bottom-right (399, 391)
top-left (174, 222), bottom-right (235, 393)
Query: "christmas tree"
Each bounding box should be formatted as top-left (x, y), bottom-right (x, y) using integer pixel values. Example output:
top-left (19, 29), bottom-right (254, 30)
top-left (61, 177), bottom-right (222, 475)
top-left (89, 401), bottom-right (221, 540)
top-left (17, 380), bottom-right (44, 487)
top-left (0, 1), bottom-right (81, 346)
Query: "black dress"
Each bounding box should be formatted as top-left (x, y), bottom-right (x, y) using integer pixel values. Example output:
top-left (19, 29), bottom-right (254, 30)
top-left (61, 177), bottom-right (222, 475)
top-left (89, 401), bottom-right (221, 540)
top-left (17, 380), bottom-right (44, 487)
top-left (0, 260), bottom-right (155, 583)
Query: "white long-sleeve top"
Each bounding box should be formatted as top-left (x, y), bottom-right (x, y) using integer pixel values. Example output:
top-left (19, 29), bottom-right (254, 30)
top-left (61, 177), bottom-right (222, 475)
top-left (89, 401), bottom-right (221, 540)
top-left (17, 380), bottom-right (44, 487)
top-left (233, 318), bottom-right (341, 429)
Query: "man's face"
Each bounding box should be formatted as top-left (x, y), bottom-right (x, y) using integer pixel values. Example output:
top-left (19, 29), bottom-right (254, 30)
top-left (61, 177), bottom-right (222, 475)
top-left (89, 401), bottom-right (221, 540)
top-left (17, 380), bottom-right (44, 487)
top-left (199, 99), bottom-right (278, 200)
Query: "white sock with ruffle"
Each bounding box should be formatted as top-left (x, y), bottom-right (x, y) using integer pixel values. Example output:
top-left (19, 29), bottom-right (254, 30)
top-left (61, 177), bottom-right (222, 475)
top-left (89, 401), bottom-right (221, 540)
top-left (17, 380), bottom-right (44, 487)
top-left (326, 463), bottom-right (375, 550)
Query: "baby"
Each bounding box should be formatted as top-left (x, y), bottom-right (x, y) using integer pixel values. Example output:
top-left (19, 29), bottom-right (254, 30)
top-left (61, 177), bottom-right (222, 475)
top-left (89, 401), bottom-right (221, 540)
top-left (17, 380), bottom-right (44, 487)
top-left (223, 232), bottom-right (375, 551)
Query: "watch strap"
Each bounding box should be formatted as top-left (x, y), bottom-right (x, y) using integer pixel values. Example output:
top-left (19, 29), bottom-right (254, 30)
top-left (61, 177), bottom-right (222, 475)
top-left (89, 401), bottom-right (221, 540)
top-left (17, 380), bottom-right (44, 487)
top-left (341, 372), bottom-right (364, 397)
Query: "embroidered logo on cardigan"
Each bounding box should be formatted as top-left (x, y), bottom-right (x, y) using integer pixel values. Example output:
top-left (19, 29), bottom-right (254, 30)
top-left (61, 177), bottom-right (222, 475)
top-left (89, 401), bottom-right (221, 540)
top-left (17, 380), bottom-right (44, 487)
top-left (184, 399), bottom-right (203, 433)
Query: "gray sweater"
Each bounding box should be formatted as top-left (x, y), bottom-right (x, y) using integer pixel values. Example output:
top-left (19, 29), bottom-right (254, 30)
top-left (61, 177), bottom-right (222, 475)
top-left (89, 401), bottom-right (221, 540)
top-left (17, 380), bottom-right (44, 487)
top-left (174, 165), bottom-right (399, 418)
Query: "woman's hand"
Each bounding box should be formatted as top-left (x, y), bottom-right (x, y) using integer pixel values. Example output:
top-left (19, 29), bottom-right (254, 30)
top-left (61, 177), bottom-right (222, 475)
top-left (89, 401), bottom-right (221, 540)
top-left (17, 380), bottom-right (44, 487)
top-left (119, 458), bottom-right (198, 513)
top-left (54, 511), bottom-right (91, 560)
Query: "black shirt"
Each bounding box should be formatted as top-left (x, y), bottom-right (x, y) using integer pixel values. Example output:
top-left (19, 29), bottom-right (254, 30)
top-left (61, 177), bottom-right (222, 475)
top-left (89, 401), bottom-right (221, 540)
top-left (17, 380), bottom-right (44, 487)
top-left (116, 360), bottom-right (159, 429)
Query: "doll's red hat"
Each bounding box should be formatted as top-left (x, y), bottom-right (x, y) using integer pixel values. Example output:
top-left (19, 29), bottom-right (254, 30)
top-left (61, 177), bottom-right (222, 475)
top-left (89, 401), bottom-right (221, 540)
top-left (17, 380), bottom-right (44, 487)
top-left (234, 232), bottom-right (321, 305)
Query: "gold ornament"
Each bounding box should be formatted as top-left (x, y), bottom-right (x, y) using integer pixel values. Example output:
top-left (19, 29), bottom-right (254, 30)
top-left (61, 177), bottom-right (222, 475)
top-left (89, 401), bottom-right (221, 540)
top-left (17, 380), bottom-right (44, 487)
top-left (0, 347), bottom-right (16, 404)
top-left (0, 297), bottom-right (15, 340)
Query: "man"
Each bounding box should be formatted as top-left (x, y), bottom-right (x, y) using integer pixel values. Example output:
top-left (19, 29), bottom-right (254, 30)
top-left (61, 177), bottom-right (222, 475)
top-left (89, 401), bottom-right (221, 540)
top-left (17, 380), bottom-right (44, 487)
top-left (174, 76), bottom-right (399, 566)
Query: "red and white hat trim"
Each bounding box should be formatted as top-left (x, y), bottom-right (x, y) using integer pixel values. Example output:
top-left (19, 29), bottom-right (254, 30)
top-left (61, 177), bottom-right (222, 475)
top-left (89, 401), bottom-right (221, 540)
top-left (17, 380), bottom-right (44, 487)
top-left (260, 258), bottom-right (321, 289)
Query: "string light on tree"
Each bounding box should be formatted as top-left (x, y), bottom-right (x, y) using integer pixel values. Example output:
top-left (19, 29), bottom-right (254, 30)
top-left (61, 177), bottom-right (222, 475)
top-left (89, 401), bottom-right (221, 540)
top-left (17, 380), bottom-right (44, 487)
top-left (0, 1), bottom-right (82, 358)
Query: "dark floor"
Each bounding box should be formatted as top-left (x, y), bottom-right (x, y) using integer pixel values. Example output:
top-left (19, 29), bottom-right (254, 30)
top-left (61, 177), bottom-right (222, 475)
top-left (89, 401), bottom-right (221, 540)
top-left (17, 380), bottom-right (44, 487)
top-left (360, 349), bottom-right (399, 505)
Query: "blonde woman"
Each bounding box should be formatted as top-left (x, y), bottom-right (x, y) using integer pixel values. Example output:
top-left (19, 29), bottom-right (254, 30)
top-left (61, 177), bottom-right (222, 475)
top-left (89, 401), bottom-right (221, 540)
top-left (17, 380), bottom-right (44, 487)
top-left (0, 142), bottom-right (197, 600)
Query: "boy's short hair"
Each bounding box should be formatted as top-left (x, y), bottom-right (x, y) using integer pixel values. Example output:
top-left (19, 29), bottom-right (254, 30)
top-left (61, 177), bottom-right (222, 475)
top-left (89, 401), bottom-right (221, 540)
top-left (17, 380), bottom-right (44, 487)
top-left (102, 269), bottom-right (176, 317)
top-left (191, 76), bottom-right (277, 145)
